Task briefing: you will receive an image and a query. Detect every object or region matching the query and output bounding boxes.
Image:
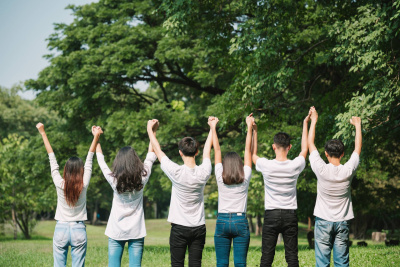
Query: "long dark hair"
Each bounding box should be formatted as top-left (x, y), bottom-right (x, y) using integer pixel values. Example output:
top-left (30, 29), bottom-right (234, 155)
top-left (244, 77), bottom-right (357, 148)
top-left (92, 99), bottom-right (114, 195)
top-left (112, 146), bottom-right (147, 193)
top-left (63, 157), bottom-right (84, 207)
top-left (222, 152), bottom-right (245, 185)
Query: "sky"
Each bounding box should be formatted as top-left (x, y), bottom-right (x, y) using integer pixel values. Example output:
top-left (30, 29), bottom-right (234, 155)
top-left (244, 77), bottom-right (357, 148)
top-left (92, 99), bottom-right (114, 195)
top-left (0, 0), bottom-right (97, 99)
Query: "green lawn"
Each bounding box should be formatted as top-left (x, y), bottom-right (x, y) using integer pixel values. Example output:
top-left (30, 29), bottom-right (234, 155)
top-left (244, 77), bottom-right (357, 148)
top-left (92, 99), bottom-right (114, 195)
top-left (1, 220), bottom-right (399, 266)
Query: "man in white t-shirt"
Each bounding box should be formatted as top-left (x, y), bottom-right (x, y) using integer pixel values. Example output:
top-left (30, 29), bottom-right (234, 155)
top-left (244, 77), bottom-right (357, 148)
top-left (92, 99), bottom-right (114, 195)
top-left (252, 112), bottom-right (311, 267)
top-left (308, 107), bottom-right (362, 267)
top-left (146, 119), bottom-right (213, 267)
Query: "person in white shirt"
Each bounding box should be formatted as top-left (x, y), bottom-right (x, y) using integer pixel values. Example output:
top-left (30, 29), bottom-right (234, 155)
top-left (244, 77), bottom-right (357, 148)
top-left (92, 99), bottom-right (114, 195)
top-left (146, 118), bottom-right (212, 267)
top-left (308, 107), bottom-right (362, 267)
top-left (210, 114), bottom-right (254, 267)
top-left (252, 111), bottom-right (310, 267)
top-left (36, 123), bottom-right (102, 267)
top-left (95, 122), bottom-right (158, 267)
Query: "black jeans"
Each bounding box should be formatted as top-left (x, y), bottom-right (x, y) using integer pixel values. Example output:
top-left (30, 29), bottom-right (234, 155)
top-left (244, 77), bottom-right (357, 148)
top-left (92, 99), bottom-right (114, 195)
top-left (170, 223), bottom-right (206, 267)
top-left (260, 209), bottom-right (299, 267)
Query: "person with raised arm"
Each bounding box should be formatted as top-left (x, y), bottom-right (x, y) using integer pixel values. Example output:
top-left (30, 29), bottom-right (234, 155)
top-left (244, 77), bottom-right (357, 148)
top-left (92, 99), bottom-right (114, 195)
top-left (95, 123), bottom-right (158, 267)
top-left (36, 123), bottom-right (102, 267)
top-left (308, 107), bottom-right (362, 267)
top-left (210, 114), bottom-right (254, 266)
top-left (146, 118), bottom-right (213, 267)
top-left (252, 110), bottom-right (311, 267)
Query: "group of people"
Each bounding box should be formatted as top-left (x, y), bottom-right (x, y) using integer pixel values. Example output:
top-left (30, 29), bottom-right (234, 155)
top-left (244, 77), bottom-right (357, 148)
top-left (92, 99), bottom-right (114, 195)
top-left (36, 106), bottom-right (362, 267)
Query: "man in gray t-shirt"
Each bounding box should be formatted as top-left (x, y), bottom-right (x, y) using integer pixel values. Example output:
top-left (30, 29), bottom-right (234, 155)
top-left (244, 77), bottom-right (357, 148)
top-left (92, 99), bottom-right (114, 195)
top-left (308, 107), bottom-right (362, 267)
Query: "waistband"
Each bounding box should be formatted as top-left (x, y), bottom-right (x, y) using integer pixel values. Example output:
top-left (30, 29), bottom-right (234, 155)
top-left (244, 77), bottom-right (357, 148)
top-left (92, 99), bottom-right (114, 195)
top-left (265, 209), bottom-right (296, 214)
top-left (218, 212), bottom-right (246, 218)
top-left (57, 220), bottom-right (85, 224)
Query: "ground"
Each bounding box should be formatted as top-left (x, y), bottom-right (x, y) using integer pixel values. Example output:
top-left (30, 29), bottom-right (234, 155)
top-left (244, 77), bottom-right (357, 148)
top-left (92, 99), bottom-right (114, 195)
top-left (1, 220), bottom-right (399, 266)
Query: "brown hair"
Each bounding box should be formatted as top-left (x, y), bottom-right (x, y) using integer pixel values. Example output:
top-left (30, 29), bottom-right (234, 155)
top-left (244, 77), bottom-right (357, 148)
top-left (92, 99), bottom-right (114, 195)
top-left (222, 152), bottom-right (245, 185)
top-left (63, 157), bottom-right (84, 207)
top-left (178, 137), bottom-right (199, 157)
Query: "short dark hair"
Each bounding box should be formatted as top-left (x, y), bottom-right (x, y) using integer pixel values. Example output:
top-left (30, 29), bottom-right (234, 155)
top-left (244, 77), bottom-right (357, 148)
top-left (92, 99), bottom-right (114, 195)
top-left (222, 152), bottom-right (244, 185)
top-left (178, 137), bottom-right (199, 157)
top-left (324, 139), bottom-right (345, 158)
top-left (273, 132), bottom-right (291, 149)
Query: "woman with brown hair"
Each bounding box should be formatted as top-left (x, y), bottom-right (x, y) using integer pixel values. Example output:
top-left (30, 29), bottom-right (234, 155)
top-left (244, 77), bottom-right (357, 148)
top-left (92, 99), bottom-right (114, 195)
top-left (36, 123), bottom-right (102, 267)
top-left (209, 114), bottom-right (255, 267)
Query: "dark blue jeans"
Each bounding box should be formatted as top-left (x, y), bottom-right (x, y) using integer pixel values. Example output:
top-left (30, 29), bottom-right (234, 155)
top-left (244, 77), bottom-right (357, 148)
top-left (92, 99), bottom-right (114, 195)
top-left (260, 209), bottom-right (299, 267)
top-left (214, 213), bottom-right (250, 267)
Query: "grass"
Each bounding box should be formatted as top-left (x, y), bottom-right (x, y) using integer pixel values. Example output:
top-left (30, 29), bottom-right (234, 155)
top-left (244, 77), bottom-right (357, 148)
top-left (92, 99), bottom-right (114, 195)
top-left (1, 220), bottom-right (399, 266)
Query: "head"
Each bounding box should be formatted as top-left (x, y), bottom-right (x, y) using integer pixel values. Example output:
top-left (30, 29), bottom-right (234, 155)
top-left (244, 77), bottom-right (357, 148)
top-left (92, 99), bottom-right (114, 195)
top-left (63, 157), bottom-right (84, 207)
top-left (178, 137), bottom-right (199, 157)
top-left (112, 146), bottom-right (147, 194)
top-left (222, 152), bottom-right (245, 185)
top-left (324, 139), bottom-right (345, 159)
top-left (272, 132), bottom-right (292, 152)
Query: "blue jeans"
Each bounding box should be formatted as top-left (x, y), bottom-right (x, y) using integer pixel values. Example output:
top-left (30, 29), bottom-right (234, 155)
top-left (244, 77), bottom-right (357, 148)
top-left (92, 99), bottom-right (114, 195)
top-left (53, 221), bottom-right (87, 267)
top-left (314, 217), bottom-right (350, 267)
top-left (108, 237), bottom-right (144, 267)
top-left (214, 213), bottom-right (250, 267)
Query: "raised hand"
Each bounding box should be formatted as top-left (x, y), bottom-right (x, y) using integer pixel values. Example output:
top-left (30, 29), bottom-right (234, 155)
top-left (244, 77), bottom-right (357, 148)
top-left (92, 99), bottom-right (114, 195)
top-left (36, 122), bottom-right (45, 135)
top-left (147, 119), bottom-right (159, 132)
top-left (304, 109), bottom-right (312, 124)
top-left (246, 113), bottom-right (254, 128)
top-left (208, 116), bottom-right (219, 128)
top-left (310, 106), bottom-right (318, 122)
top-left (92, 126), bottom-right (103, 136)
top-left (350, 116), bottom-right (361, 126)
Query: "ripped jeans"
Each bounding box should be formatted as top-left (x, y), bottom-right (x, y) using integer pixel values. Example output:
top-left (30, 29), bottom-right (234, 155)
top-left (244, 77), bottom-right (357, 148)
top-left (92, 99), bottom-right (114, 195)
top-left (314, 217), bottom-right (350, 267)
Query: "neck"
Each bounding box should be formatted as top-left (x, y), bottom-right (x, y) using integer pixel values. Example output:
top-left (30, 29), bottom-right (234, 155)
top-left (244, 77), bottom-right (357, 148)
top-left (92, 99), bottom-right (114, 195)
top-left (274, 150), bottom-right (288, 161)
top-left (182, 156), bottom-right (196, 168)
top-left (328, 157), bottom-right (341, 166)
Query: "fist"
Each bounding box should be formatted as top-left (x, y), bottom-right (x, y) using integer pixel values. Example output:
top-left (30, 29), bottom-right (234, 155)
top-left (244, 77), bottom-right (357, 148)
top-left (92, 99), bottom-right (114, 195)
top-left (208, 116), bottom-right (219, 127)
top-left (246, 113), bottom-right (254, 127)
top-left (36, 123), bottom-right (45, 134)
top-left (147, 119), bottom-right (159, 131)
top-left (92, 126), bottom-right (103, 136)
top-left (350, 116), bottom-right (361, 126)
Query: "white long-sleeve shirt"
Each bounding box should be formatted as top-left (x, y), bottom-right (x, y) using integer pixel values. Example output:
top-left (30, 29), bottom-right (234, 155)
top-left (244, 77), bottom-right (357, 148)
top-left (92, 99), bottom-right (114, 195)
top-left (49, 152), bottom-right (94, 221)
top-left (96, 152), bottom-right (157, 240)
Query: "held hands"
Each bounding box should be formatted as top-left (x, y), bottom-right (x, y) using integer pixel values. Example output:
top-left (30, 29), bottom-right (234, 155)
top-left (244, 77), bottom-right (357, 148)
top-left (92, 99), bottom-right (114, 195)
top-left (304, 108), bottom-right (312, 124)
top-left (147, 119), bottom-right (159, 133)
top-left (36, 122), bottom-right (45, 135)
top-left (91, 126), bottom-right (103, 136)
top-left (246, 113), bottom-right (257, 131)
top-left (208, 116), bottom-right (219, 128)
top-left (310, 106), bottom-right (318, 122)
top-left (350, 116), bottom-right (361, 127)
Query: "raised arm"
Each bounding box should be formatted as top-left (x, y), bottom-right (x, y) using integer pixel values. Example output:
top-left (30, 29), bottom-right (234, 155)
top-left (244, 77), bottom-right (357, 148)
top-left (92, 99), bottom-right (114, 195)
top-left (252, 121), bottom-right (259, 165)
top-left (209, 117), bottom-right (221, 164)
top-left (203, 122), bottom-right (213, 160)
top-left (36, 123), bottom-right (53, 154)
top-left (308, 107), bottom-right (318, 154)
top-left (350, 116), bottom-right (362, 155)
top-left (89, 126), bottom-right (102, 153)
top-left (245, 114), bottom-right (254, 167)
top-left (300, 110), bottom-right (311, 158)
top-left (147, 119), bottom-right (166, 161)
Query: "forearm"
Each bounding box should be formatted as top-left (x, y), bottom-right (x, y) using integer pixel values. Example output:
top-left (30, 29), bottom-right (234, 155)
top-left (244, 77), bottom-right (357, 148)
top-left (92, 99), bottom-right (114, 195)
top-left (308, 121), bottom-right (317, 153)
top-left (244, 125), bottom-right (252, 166)
top-left (300, 120), bottom-right (309, 157)
top-left (148, 132), bottom-right (155, 153)
top-left (203, 129), bottom-right (212, 159)
top-left (147, 129), bottom-right (165, 161)
top-left (252, 130), bottom-right (259, 164)
top-left (96, 143), bottom-right (103, 154)
top-left (40, 133), bottom-right (54, 154)
top-left (89, 134), bottom-right (100, 153)
top-left (211, 127), bottom-right (221, 164)
top-left (354, 124), bottom-right (362, 155)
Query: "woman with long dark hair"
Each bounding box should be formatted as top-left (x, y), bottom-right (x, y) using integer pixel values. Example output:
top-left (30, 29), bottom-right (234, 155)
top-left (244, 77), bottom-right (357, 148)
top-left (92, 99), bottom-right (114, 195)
top-left (36, 123), bottom-right (102, 267)
top-left (95, 122), bottom-right (158, 267)
top-left (209, 114), bottom-right (255, 266)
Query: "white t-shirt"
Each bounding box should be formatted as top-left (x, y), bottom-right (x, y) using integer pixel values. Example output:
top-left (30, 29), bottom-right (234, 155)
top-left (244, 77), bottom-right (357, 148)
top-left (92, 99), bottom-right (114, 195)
top-left (256, 156), bottom-right (306, 210)
top-left (161, 156), bottom-right (212, 227)
top-left (215, 163), bottom-right (252, 213)
top-left (49, 152), bottom-right (94, 222)
top-left (309, 150), bottom-right (359, 222)
top-left (96, 152), bottom-right (157, 240)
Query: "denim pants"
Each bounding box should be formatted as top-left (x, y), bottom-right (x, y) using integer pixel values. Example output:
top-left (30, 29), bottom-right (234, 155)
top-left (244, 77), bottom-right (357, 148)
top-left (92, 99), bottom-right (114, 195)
top-left (169, 223), bottom-right (206, 267)
top-left (314, 217), bottom-right (350, 267)
top-left (53, 221), bottom-right (87, 267)
top-left (260, 209), bottom-right (299, 267)
top-left (108, 237), bottom-right (144, 267)
top-left (214, 213), bottom-right (250, 267)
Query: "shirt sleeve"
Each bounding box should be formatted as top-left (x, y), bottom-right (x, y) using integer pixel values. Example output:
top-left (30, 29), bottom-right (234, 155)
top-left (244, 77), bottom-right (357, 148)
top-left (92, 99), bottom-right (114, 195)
top-left (142, 152), bottom-right (158, 185)
top-left (83, 152), bottom-right (94, 187)
top-left (48, 153), bottom-right (63, 188)
top-left (96, 152), bottom-right (116, 189)
top-left (293, 155), bottom-right (306, 174)
top-left (160, 156), bottom-right (181, 183)
top-left (215, 163), bottom-right (223, 183)
top-left (243, 165), bottom-right (252, 183)
top-left (344, 152), bottom-right (360, 173)
top-left (309, 150), bottom-right (327, 177)
top-left (255, 157), bottom-right (268, 173)
top-left (199, 158), bottom-right (212, 182)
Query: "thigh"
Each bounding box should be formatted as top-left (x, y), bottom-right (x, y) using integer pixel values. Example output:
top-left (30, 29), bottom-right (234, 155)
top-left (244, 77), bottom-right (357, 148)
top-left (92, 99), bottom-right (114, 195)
top-left (214, 219), bottom-right (231, 267)
top-left (53, 223), bottom-right (70, 267)
top-left (128, 238), bottom-right (145, 267)
top-left (314, 217), bottom-right (334, 267)
top-left (232, 219), bottom-right (250, 267)
top-left (108, 238), bottom-right (125, 267)
top-left (170, 224), bottom-right (188, 267)
top-left (333, 221), bottom-right (350, 267)
top-left (70, 222), bottom-right (87, 267)
top-left (281, 212), bottom-right (299, 267)
top-left (188, 225), bottom-right (206, 267)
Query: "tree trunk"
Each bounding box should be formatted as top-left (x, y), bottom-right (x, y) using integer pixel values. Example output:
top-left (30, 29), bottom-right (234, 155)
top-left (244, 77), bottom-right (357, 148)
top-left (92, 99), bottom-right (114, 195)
top-left (92, 199), bottom-right (98, 225)
top-left (256, 213), bottom-right (263, 236)
top-left (11, 187), bottom-right (17, 240)
top-left (247, 214), bottom-right (255, 233)
top-left (308, 216), bottom-right (312, 231)
top-left (153, 202), bottom-right (157, 219)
